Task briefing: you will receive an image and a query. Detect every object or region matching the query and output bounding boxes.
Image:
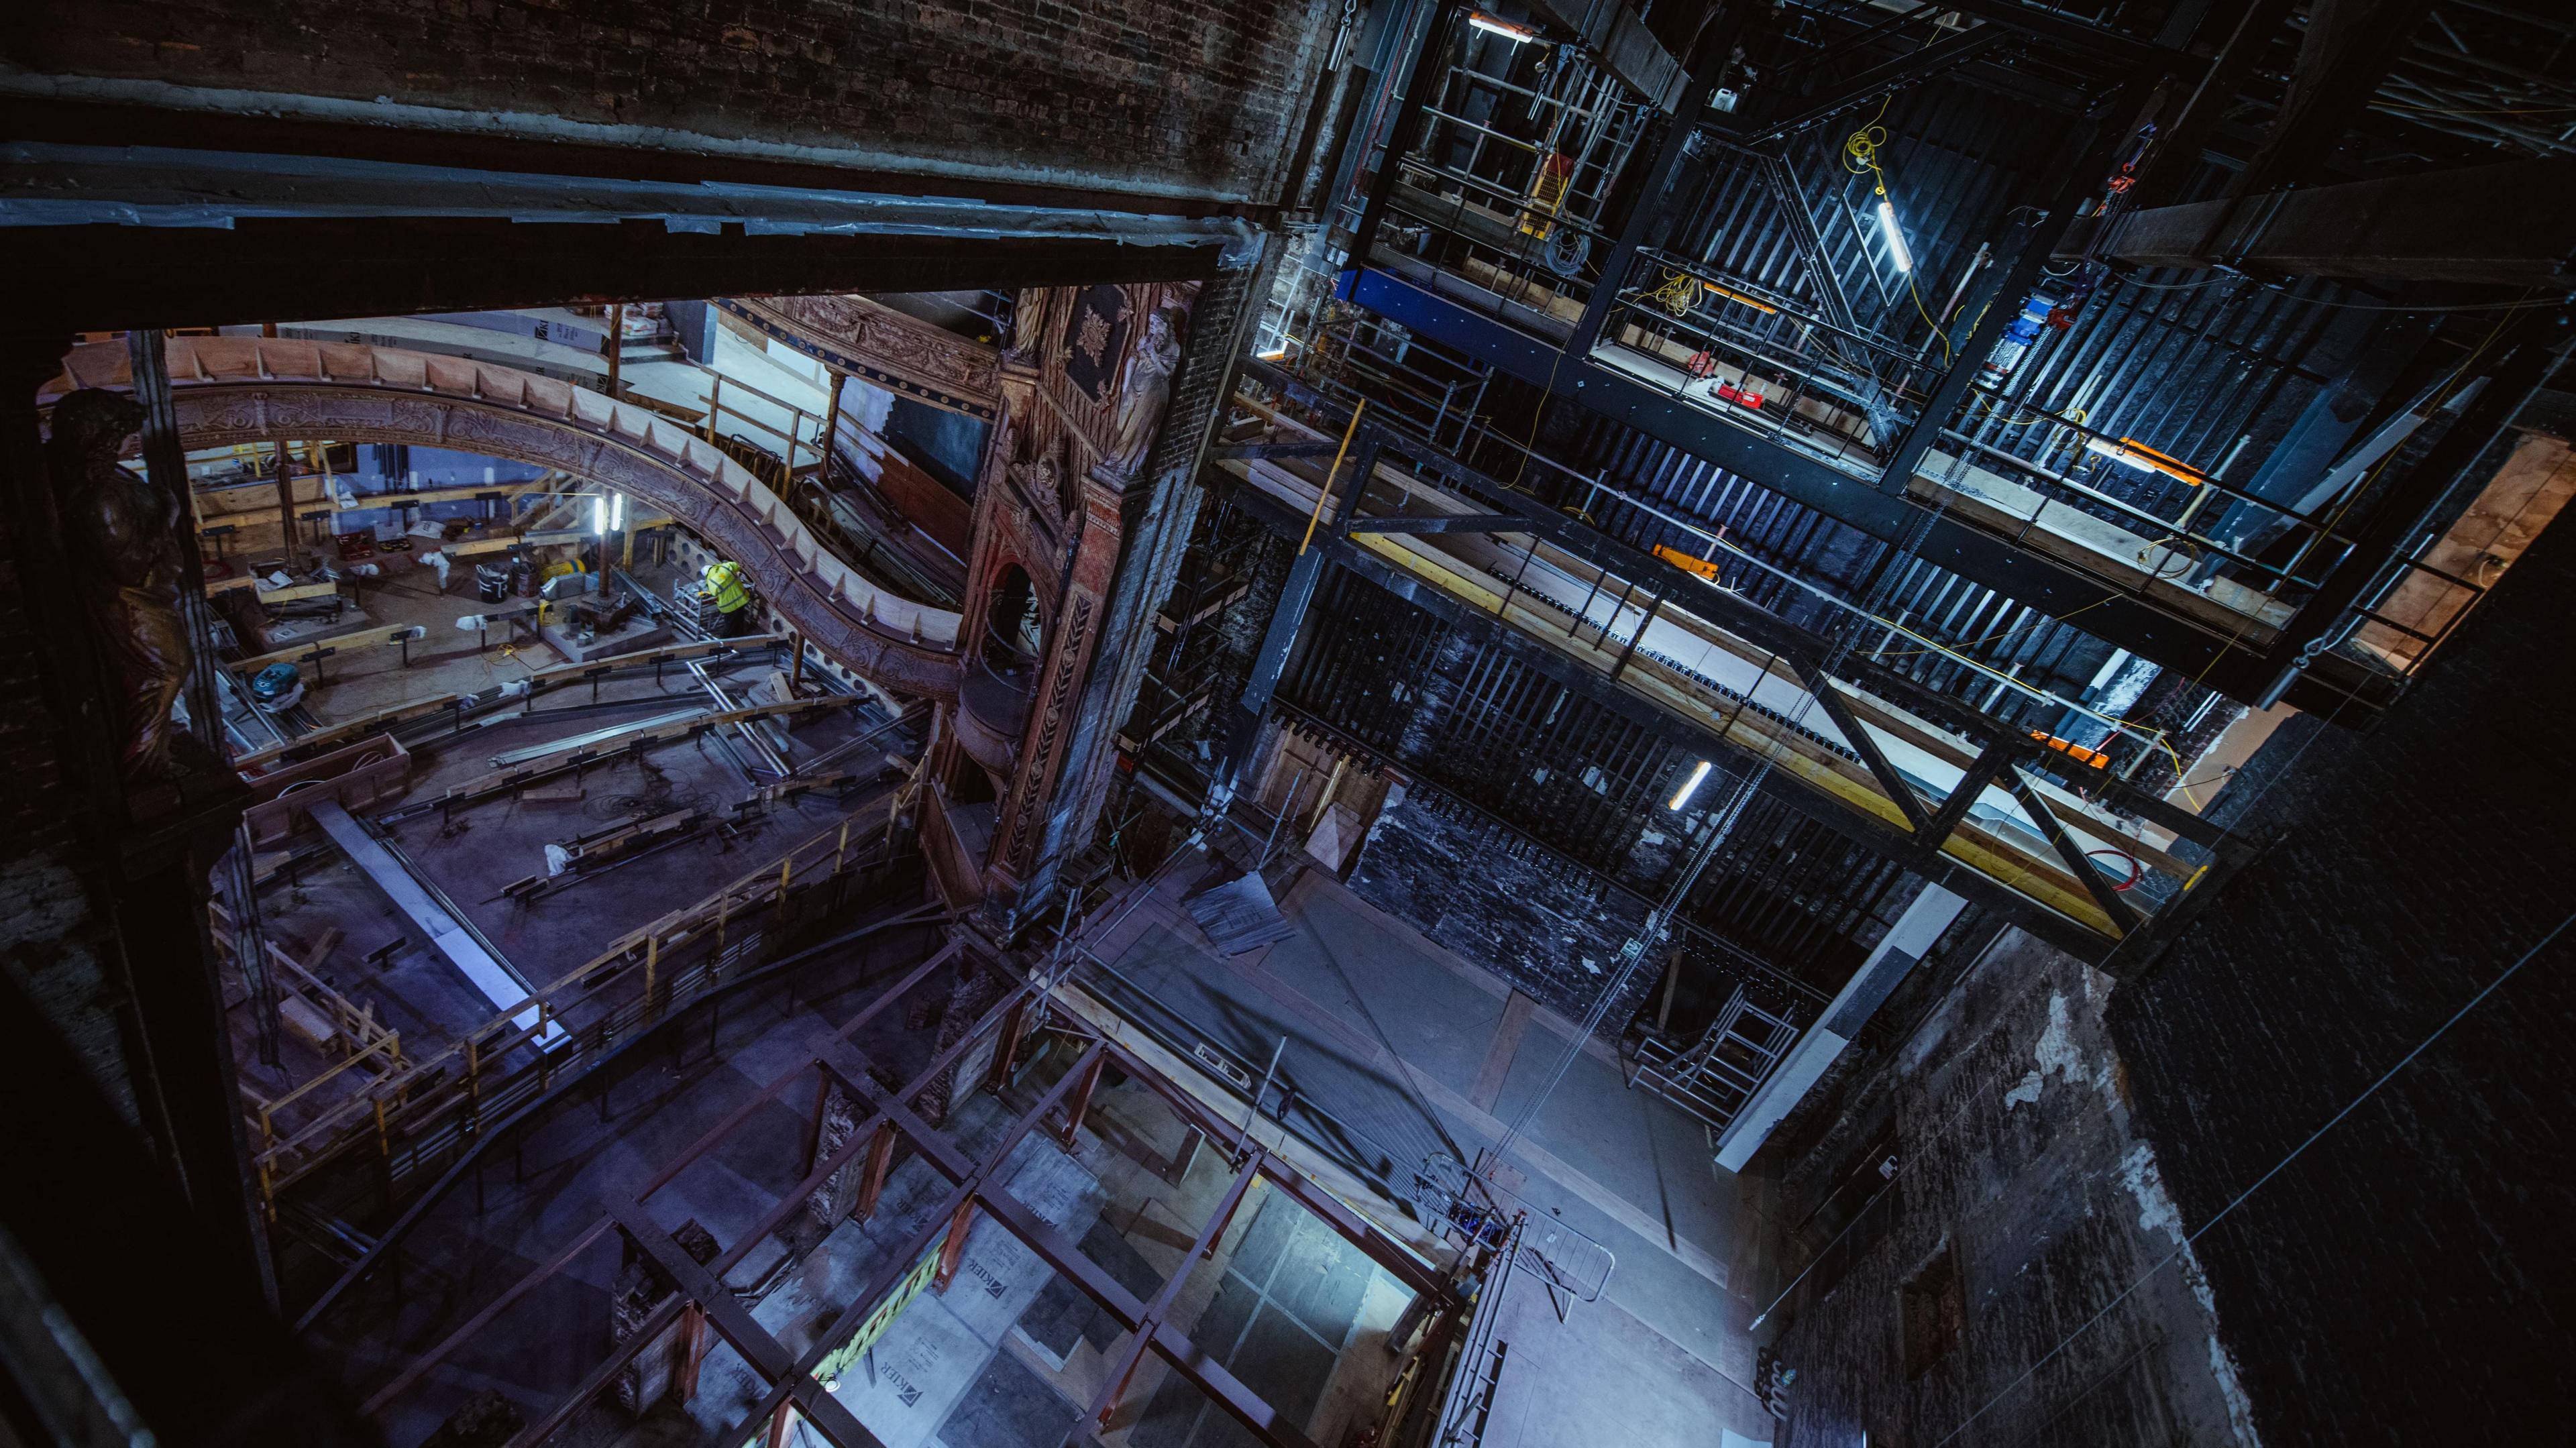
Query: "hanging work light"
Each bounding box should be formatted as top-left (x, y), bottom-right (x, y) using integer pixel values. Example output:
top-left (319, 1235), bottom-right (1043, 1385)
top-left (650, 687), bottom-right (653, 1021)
top-left (1876, 197), bottom-right (1913, 274)
top-left (1467, 12), bottom-right (1540, 42)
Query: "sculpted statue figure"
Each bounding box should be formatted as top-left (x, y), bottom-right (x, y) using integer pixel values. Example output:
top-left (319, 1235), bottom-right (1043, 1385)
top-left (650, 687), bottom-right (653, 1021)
top-left (1002, 288), bottom-right (1047, 366)
top-left (1105, 303), bottom-right (1187, 478)
top-left (47, 388), bottom-right (203, 781)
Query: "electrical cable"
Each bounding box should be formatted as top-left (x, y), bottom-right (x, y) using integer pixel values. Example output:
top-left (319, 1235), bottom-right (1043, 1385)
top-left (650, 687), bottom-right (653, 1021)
top-left (1844, 95), bottom-right (1953, 362)
top-left (1930, 906), bottom-right (2576, 1447)
top-left (2269, 292), bottom-right (2564, 314)
top-left (2112, 274), bottom-right (2247, 292)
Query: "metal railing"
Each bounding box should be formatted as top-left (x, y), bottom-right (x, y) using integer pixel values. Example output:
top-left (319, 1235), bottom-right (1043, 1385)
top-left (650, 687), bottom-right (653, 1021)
top-left (245, 810), bottom-right (917, 1211)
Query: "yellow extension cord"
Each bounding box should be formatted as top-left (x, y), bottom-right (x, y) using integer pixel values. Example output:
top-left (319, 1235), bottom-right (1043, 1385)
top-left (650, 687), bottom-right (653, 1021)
top-left (1846, 97), bottom-right (1955, 364)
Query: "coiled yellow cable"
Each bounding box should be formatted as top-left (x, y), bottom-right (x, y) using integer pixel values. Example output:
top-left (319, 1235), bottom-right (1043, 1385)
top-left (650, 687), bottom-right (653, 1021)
top-left (1845, 96), bottom-right (1954, 363)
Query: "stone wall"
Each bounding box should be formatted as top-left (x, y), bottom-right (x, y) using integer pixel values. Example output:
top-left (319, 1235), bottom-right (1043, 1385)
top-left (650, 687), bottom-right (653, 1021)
top-left (5, 0), bottom-right (1338, 205)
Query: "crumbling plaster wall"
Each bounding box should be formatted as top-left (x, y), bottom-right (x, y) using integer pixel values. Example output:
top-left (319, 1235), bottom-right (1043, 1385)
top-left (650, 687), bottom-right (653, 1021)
top-left (1772, 928), bottom-right (2258, 1448)
top-left (2101, 436), bottom-right (2576, 1444)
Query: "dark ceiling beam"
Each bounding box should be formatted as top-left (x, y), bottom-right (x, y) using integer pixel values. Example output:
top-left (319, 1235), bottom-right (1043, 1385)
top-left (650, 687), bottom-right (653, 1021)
top-left (2123, 0), bottom-right (2301, 209)
top-left (1929, 0), bottom-right (2192, 74)
top-left (2079, 157), bottom-right (2576, 286)
top-left (1745, 27), bottom-right (2010, 144)
top-left (1524, 0), bottom-right (1690, 109)
top-left (2229, 0), bottom-right (2440, 200)
top-left (0, 97), bottom-right (1270, 221)
top-left (0, 219), bottom-right (1223, 336)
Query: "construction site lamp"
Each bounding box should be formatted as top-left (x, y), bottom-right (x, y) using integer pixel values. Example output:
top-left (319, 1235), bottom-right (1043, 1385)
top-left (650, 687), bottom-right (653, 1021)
top-left (592, 495), bottom-right (606, 535)
top-left (1668, 759), bottom-right (1713, 811)
top-left (1876, 198), bottom-right (1914, 274)
top-left (1468, 12), bottom-right (1540, 42)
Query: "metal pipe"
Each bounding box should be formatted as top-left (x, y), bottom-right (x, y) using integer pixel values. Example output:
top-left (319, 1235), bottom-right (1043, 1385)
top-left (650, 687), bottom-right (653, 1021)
top-left (1230, 1036), bottom-right (1288, 1164)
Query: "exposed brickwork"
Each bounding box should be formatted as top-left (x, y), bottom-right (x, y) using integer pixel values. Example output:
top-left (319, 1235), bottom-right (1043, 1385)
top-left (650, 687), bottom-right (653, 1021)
top-left (1771, 930), bottom-right (2256, 1448)
top-left (1348, 784), bottom-right (1657, 1032)
top-left (9, 0), bottom-right (1336, 204)
top-left (0, 479), bottom-right (142, 1126)
top-left (2102, 487), bottom-right (2576, 1442)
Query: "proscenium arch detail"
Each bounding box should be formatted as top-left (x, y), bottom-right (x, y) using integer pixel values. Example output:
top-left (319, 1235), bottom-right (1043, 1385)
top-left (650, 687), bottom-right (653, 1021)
top-left (52, 337), bottom-right (965, 701)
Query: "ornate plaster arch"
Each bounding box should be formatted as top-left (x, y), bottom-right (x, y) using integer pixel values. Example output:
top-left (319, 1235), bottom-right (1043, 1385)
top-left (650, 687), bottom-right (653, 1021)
top-left (52, 337), bottom-right (965, 701)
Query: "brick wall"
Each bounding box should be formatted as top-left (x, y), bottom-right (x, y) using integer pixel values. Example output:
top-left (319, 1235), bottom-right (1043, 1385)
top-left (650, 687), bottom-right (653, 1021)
top-left (1348, 784), bottom-right (1658, 1030)
top-left (7, 0), bottom-right (1336, 205)
top-left (0, 473), bottom-right (143, 1127)
top-left (2101, 469), bottom-right (2576, 1441)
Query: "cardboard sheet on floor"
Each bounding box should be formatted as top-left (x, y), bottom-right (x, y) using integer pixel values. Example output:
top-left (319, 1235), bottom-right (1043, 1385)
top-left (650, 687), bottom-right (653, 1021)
top-left (941, 1137), bottom-right (1106, 1346)
top-left (833, 1292), bottom-right (985, 1448)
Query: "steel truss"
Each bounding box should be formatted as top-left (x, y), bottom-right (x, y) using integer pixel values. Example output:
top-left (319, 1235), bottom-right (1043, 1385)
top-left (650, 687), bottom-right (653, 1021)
top-left (326, 936), bottom-right (1459, 1448)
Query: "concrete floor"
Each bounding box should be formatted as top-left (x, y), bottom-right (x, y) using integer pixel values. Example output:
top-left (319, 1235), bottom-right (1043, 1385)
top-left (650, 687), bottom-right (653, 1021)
top-left (1082, 856), bottom-right (1780, 1445)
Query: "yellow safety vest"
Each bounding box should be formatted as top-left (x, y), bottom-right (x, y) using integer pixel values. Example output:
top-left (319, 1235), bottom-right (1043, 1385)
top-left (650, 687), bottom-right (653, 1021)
top-left (702, 560), bottom-right (750, 613)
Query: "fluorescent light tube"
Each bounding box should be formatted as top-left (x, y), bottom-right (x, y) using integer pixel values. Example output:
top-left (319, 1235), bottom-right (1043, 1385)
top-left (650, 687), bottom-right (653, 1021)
top-left (592, 495), bottom-right (606, 535)
top-left (1468, 12), bottom-right (1538, 42)
top-left (1876, 198), bottom-right (1913, 274)
top-left (1668, 759), bottom-right (1713, 812)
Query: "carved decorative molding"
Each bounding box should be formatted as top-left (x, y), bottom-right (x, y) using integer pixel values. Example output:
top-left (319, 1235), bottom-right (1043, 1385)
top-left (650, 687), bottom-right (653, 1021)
top-left (722, 296), bottom-right (1002, 420)
top-left (50, 337), bottom-right (966, 701)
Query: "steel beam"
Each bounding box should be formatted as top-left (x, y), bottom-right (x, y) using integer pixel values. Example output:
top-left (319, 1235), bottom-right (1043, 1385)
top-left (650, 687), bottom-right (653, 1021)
top-left (1221, 441), bottom-right (1381, 781)
top-left (1523, 0), bottom-right (1688, 110)
top-left (1747, 27), bottom-right (2009, 144)
top-left (1570, 72), bottom-right (1713, 361)
top-left (2255, 311), bottom-right (2567, 704)
top-left (1329, 266), bottom-right (2353, 708)
top-left (1346, 512), bottom-right (1530, 534)
top-left (307, 799), bottom-right (562, 1045)
top-left (817, 1040), bottom-right (1327, 1448)
top-left (2227, 0), bottom-right (2435, 200)
top-left (1350, 0), bottom-right (1458, 278)
top-left (1220, 478), bottom-right (2122, 962)
top-left (1876, 113), bottom-right (2133, 496)
top-left (1236, 370), bottom-right (2239, 844)
top-left (614, 1202), bottom-right (883, 1448)
top-left (2121, 0), bottom-right (2300, 209)
top-left (1998, 763), bottom-right (2143, 937)
top-left (1806, 681), bottom-right (1932, 833)
top-left (1931, 1), bottom-right (2190, 75)
top-left (2085, 159), bottom-right (2576, 286)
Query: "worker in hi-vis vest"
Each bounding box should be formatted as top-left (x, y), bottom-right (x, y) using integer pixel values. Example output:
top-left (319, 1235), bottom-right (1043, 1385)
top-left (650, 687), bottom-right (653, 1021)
top-left (698, 558), bottom-right (752, 636)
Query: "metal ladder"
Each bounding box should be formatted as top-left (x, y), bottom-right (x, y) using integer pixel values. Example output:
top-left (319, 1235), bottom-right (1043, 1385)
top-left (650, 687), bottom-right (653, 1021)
top-left (1627, 986), bottom-right (1801, 1131)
